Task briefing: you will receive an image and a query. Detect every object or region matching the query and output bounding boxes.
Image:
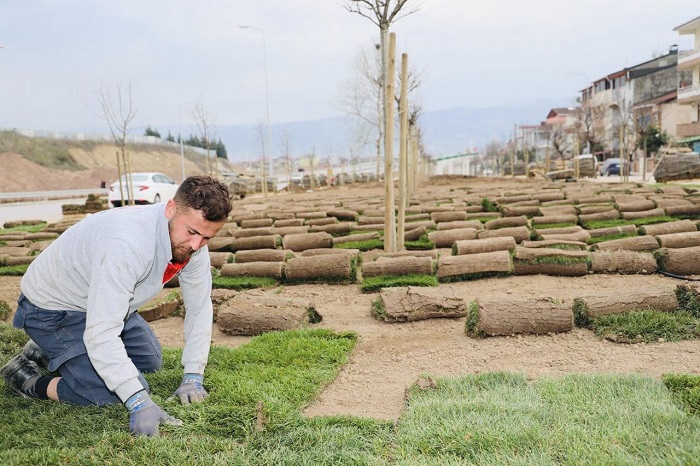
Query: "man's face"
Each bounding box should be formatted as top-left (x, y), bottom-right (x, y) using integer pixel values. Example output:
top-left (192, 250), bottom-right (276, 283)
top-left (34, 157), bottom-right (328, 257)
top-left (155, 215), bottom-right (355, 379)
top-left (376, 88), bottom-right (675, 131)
top-left (165, 200), bottom-right (226, 263)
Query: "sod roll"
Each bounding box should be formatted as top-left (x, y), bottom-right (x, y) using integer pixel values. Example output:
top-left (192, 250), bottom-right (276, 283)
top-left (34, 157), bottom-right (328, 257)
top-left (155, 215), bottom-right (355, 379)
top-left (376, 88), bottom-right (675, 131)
top-left (310, 222), bottom-right (356, 235)
top-left (326, 209), bottom-right (359, 221)
top-left (452, 236), bottom-right (516, 255)
top-left (639, 220), bottom-right (697, 236)
top-left (232, 235), bottom-right (282, 251)
top-left (374, 250), bottom-right (439, 259)
top-left (217, 294), bottom-right (320, 336)
top-left (209, 252), bottom-right (234, 269)
top-left (587, 224), bottom-right (637, 238)
top-left (592, 235), bottom-right (659, 252)
top-left (437, 250), bottom-right (512, 280)
top-left (431, 211), bottom-right (467, 223)
top-left (615, 200), bottom-right (656, 212)
top-left (373, 286), bottom-right (467, 322)
top-left (404, 226), bottom-right (427, 241)
top-left (655, 231), bottom-right (700, 248)
top-left (500, 205), bottom-right (540, 217)
top-left (513, 261), bottom-right (589, 276)
top-left (207, 237), bottom-right (235, 253)
top-left (332, 232), bottom-right (380, 244)
top-left (484, 216), bottom-right (528, 230)
top-left (234, 249), bottom-right (293, 263)
top-left (531, 214), bottom-right (578, 225)
top-left (520, 239), bottom-right (587, 249)
top-left (477, 225), bottom-right (530, 243)
top-left (282, 232), bottom-right (333, 252)
top-left (436, 220), bottom-right (483, 231)
top-left (657, 246), bottom-right (700, 275)
top-left (590, 250), bottom-right (657, 274)
top-left (268, 226), bottom-right (310, 237)
top-left (274, 218), bottom-right (305, 227)
top-left (232, 227), bottom-right (273, 238)
top-left (300, 248), bottom-right (360, 258)
top-left (620, 208), bottom-right (666, 220)
top-left (466, 297), bottom-right (572, 337)
top-left (220, 262), bottom-right (285, 279)
top-left (285, 254), bottom-right (355, 281)
top-left (578, 210), bottom-right (620, 223)
top-left (362, 256), bottom-right (434, 277)
top-left (538, 230), bottom-right (591, 243)
top-left (241, 218), bottom-right (274, 229)
top-left (665, 204), bottom-right (700, 216)
top-left (577, 205), bottom-right (616, 215)
top-left (428, 228), bottom-right (478, 248)
top-left (573, 288), bottom-right (678, 325)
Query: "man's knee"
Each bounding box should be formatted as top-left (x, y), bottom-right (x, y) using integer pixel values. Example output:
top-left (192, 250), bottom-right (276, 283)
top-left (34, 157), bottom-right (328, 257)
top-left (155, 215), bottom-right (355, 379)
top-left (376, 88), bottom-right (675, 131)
top-left (137, 353), bottom-right (162, 373)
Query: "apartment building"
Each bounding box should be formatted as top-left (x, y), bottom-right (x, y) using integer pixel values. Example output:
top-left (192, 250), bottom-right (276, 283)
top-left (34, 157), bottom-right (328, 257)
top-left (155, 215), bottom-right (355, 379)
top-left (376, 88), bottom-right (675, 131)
top-left (675, 15), bottom-right (700, 152)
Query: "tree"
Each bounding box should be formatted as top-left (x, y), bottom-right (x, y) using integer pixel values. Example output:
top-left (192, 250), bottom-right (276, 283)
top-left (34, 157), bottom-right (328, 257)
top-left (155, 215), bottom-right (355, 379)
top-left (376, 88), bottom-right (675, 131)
top-left (98, 83), bottom-right (136, 206)
top-left (165, 131), bottom-right (175, 143)
top-left (215, 138), bottom-right (227, 159)
top-left (255, 121), bottom-right (269, 197)
top-left (548, 122), bottom-right (571, 164)
top-left (192, 100), bottom-right (218, 177)
top-left (278, 130), bottom-right (295, 189)
top-left (144, 126), bottom-right (161, 138)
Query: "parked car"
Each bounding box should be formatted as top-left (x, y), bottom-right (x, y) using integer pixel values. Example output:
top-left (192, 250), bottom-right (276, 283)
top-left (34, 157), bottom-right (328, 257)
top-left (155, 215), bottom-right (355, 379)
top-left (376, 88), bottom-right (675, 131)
top-left (108, 172), bottom-right (179, 207)
top-left (605, 163), bottom-right (621, 176)
top-left (598, 158), bottom-right (620, 176)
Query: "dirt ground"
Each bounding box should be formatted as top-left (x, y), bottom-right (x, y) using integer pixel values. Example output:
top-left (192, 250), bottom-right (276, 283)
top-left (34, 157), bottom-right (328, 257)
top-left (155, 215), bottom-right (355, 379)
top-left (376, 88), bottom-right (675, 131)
top-left (3, 172), bottom-right (700, 421)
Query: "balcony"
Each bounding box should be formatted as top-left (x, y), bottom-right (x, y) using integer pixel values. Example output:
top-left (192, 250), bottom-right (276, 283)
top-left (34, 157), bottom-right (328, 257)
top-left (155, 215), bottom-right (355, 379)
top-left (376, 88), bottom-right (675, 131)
top-left (678, 84), bottom-right (700, 104)
top-left (677, 121), bottom-right (700, 138)
top-left (678, 47), bottom-right (700, 69)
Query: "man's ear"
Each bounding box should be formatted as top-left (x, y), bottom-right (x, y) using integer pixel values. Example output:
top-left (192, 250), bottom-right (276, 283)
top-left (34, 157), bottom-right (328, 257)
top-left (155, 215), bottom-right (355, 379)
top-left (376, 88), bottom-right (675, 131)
top-left (165, 199), bottom-right (177, 220)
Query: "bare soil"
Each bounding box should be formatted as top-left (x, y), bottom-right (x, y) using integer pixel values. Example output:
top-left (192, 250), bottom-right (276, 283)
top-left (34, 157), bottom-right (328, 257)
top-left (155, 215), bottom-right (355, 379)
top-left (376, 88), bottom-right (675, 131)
top-left (2, 166), bottom-right (700, 421)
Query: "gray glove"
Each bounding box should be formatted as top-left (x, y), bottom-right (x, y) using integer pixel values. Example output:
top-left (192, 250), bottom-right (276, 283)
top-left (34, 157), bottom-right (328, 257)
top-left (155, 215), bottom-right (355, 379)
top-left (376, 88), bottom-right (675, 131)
top-left (173, 373), bottom-right (208, 405)
top-left (125, 390), bottom-right (182, 437)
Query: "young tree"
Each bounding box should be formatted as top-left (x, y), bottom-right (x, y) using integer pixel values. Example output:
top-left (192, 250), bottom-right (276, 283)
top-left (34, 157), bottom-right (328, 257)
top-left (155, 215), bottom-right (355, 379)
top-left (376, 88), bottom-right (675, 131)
top-left (192, 100), bottom-right (218, 177)
top-left (98, 83), bottom-right (137, 206)
top-left (548, 122), bottom-right (571, 165)
top-left (144, 126), bottom-right (161, 138)
top-left (278, 130), bottom-right (295, 189)
top-left (255, 121), bottom-right (269, 197)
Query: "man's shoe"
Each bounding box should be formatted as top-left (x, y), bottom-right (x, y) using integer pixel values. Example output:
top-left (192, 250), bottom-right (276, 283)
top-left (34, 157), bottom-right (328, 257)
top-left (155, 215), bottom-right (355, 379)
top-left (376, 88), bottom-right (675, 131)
top-left (22, 340), bottom-right (50, 368)
top-left (0, 354), bottom-right (41, 398)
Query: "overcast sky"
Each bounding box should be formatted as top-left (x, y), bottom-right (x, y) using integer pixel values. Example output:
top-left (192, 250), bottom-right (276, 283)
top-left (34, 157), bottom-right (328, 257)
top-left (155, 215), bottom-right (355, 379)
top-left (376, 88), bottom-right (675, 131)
top-left (0, 1), bottom-right (696, 134)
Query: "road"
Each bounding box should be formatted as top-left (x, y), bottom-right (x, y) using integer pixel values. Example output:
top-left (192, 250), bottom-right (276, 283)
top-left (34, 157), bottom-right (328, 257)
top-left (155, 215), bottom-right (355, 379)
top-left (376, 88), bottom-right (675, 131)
top-left (0, 189), bottom-right (106, 227)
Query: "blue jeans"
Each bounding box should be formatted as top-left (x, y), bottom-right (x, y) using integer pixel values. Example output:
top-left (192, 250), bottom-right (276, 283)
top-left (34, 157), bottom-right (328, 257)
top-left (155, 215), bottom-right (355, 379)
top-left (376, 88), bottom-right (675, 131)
top-left (13, 294), bottom-right (162, 406)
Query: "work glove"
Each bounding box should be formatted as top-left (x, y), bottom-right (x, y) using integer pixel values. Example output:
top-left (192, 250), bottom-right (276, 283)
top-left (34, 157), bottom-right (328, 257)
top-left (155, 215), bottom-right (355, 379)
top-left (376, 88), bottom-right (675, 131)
top-left (173, 373), bottom-right (208, 405)
top-left (125, 390), bottom-right (182, 437)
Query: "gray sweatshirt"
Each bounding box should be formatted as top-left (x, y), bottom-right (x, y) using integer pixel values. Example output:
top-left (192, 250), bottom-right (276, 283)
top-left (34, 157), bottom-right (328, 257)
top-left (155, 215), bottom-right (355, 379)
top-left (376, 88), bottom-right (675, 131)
top-left (20, 203), bottom-right (213, 402)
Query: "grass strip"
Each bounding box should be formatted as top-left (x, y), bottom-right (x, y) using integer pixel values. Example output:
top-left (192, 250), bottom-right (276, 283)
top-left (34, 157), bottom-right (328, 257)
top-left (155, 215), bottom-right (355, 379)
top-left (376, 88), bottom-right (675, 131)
top-left (663, 374), bottom-right (700, 415)
top-left (439, 271), bottom-right (510, 283)
top-left (513, 255), bottom-right (591, 266)
top-left (0, 223), bottom-right (48, 233)
top-left (591, 309), bottom-right (700, 343)
top-left (481, 197), bottom-right (498, 212)
top-left (404, 234), bottom-right (435, 250)
top-left (586, 232), bottom-right (637, 245)
top-left (532, 222), bottom-right (577, 230)
top-left (212, 275), bottom-right (278, 290)
top-left (395, 372), bottom-right (700, 464)
top-left (677, 286), bottom-right (700, 318)
top-left (334, 239), bottom-right (384, 251)
top-left (361, 274), bottom-right (438, 293)
top-left (583, 216), bottom-right (675, 230)
top-left (0, 265), bottom-right (29, 276)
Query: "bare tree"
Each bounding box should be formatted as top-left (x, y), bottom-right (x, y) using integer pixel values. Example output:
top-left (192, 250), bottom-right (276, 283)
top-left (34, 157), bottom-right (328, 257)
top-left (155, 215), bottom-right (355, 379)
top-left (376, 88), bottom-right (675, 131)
top-left (255, 121), bottom-right (269, 197)
top-left (548, 122), bottom-right (571, 165)
top-left (278, 130), bottom-right (294, 189)
top-left (98, 83), bottom-right (137, 206)
top-left (192, 100), bottom-right (218, 177)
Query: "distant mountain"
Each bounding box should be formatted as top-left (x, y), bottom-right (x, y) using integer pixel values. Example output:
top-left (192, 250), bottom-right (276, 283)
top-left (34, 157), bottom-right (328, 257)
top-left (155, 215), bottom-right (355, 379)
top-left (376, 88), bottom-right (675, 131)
top-left (162, 99), bottom-right (572, 163)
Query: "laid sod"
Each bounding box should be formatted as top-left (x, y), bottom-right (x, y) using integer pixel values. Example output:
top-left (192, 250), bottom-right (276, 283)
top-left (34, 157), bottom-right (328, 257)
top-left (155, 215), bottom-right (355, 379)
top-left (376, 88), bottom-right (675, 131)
top-left (0, 265), bottom-right (29, 276)
top-left (334, 239), bottom-right (384, 251)
top-left (592, 310), bottom-right (700, 343)
top-left (360, 274), bottom-right (438, 293)
top-left (586, 231), bottom-right (637, 245)
top-left (2, 320), bottom-right (700, 464)
top-left (0, 222), bottom-right (48, 233)
top-left (404, 234), bottom-right (435, 250)
top-left (582, 216), bottom-right (676, 230)
top-left (211, 275), bottom-right (278, 290)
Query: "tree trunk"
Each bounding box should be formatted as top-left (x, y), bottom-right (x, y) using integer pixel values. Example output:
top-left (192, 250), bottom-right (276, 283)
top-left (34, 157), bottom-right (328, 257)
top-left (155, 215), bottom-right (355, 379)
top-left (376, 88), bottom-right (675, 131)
top-left (362, 256), bottom-right (434, 277)
top-left (467, 297), bottom-right (572, 337)
top-left (374, 286), bottom-right (467, 322)
top-left (217, 294), bottom-right (320, 336)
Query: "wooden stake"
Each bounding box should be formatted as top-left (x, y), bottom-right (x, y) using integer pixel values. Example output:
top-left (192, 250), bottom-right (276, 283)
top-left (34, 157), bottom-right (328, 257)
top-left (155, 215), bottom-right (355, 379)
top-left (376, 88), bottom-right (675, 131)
top-left (397, 53), bottom-right (409, 251)
top-left (384, 33), bottom-right (397, 252)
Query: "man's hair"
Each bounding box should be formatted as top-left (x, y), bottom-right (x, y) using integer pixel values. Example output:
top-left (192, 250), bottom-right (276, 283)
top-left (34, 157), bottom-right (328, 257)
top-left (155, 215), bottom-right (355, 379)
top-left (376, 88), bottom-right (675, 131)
top-left (173, 176), bottom-right (232, 222)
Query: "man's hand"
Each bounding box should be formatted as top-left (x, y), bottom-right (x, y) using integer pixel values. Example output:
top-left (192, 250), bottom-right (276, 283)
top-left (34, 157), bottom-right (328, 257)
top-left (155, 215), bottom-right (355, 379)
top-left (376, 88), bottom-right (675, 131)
top-left (125, 390), bottom-right (182, 437)
top-left (173, 373), bottom-right (208, 405)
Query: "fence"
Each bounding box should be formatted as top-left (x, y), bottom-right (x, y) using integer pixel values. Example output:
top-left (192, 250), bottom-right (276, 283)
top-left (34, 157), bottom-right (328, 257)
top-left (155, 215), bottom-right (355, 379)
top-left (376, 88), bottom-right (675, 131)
top-left (0, 127), bottom-right (211, 157)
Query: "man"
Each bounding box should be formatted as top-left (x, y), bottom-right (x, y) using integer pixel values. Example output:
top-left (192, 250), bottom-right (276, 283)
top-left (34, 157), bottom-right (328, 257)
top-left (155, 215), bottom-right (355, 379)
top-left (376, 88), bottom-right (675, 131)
top-left (1, 175), bottom-right (231, 437)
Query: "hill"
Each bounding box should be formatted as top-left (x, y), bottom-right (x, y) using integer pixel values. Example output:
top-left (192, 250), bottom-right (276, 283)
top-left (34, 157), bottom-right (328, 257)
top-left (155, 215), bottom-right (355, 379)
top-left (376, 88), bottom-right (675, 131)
top-left (0, 131), bottom-right (243, 192)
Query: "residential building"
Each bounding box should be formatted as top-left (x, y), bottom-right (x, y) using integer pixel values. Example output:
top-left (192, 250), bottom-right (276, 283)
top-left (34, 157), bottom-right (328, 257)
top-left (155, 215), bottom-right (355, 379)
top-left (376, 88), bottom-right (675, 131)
top-left (675, 15), bottom-right (700, 152)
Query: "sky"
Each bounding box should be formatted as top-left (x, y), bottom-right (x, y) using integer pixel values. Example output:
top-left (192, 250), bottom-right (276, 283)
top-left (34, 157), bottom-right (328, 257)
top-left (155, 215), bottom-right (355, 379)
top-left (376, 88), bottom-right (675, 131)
top-left (0, 0), bottom-right (697, 135)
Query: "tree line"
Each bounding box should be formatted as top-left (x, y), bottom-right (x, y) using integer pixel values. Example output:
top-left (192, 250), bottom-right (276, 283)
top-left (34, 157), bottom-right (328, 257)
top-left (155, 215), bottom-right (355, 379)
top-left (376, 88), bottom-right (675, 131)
top-left (144, 125), bottom-right (228, 159)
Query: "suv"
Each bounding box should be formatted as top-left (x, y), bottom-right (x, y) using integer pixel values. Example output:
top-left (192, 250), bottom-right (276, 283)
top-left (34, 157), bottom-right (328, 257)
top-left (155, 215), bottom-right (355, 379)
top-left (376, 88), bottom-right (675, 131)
top-left (598, 158), bottom-right (620, 176)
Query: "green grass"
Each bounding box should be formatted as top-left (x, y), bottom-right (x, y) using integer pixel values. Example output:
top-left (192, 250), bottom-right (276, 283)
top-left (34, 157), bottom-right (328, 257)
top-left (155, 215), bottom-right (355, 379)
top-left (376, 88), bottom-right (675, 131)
top-left (3, 321), bottom-right (700, 464)
top-left (396, 372), bottom-right (700, 464)
top-left (439, 271), bottom-right (510, 283)
top-left (532, 222), bottom-right (577, 230)
top-left (465, 300), bottom-right (482, 337)
top-left (0, 265), bottom-right (29, 276)
top-left (481, 197), bottom-right (498, 212)
top-left (677, 286), bottom-right (700, 318)
top-left (0, 131), bottom-right (87, 170)
top-left (0, 223), bottom-right (48, 233)
top-left (334, 239), bottom-right (384, 251)
top-left (404, 234), bottom-right (435, 250)
top-left (592, 310), bottom-right (700, 343)
top-left (582, 216), bottom-right (675, 230)
top-left (361, 274), bottom-right (438, 293)
top-left (585, 232), bottom-right (637, 245)
top-left (211, 276), bottom-right (278, 290)
top-left (572, 298), bottom-right (592, 328)
top-left (513, 255), bottom-right (591, 266)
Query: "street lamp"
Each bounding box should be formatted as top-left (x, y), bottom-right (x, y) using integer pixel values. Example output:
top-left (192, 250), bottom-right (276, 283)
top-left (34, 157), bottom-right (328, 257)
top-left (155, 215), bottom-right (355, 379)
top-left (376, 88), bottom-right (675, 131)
top-left (239, 25), bottom-right (274, 182)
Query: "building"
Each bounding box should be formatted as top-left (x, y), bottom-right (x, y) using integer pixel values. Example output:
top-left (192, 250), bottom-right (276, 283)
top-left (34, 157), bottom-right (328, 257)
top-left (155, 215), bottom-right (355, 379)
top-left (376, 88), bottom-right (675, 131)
top-left (675, 15), bottom-right (700, 152)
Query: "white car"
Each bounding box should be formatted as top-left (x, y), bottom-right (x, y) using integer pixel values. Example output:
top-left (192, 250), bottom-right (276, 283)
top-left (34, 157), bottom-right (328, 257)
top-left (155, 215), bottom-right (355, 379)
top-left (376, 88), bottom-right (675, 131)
top-left (108, 172), bottom-right (179, 207)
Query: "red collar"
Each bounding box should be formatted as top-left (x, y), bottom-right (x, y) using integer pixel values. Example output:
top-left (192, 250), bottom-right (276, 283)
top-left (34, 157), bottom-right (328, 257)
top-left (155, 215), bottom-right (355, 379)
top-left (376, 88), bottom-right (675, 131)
top-left (163, 260), bottom-right (189, 283)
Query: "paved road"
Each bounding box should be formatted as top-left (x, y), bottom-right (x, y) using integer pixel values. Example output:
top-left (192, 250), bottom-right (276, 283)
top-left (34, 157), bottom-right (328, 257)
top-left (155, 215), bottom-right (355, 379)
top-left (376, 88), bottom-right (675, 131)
top-left (0, 197), bottom-right (92, 227)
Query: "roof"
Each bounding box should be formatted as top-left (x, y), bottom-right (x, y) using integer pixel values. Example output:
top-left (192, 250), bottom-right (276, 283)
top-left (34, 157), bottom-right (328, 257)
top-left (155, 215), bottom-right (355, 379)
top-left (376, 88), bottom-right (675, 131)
top-left (546, 107), bottom-right (576, 118)
top-left (674, 15), bottom-right (700, 34)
